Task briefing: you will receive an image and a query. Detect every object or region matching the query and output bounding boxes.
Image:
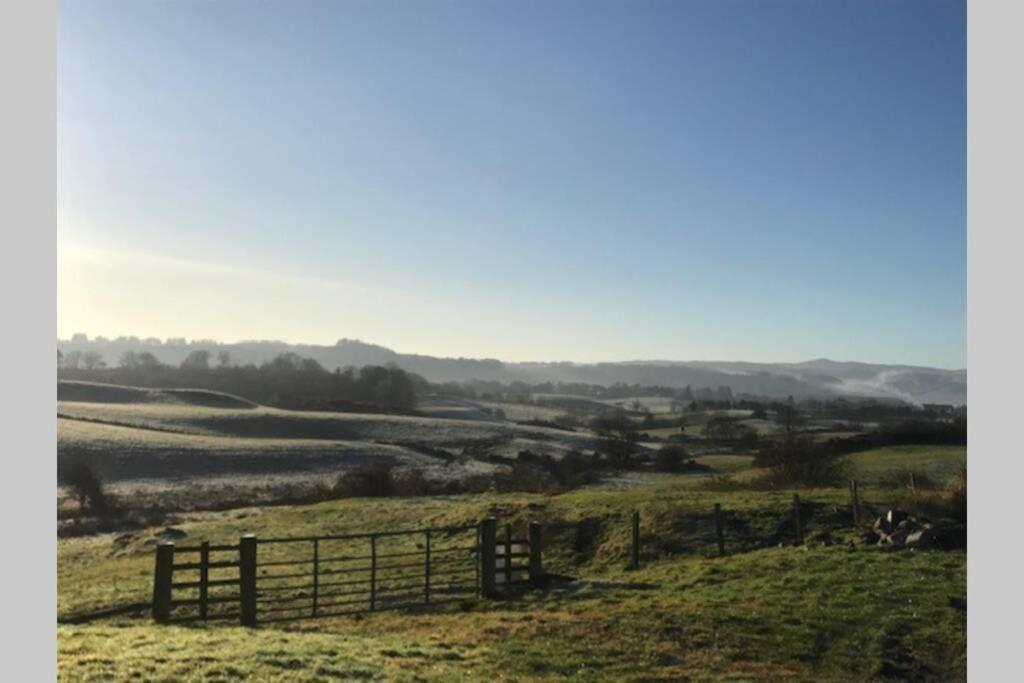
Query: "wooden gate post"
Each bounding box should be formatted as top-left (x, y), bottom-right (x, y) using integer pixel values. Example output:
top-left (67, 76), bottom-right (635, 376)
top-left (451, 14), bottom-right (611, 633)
top-left (630, 511), bottom-right (640, 570)
top-left (312, 539), bottom-right (319, 618)
top-left (370, 535), bottom-right (377, 611)
top-left (792, 494), bottom-right (804, 545)
top-left (199, 541), bottom-right (210, 621)
top-left (239, 534), bottom-right (257, 627)
top-left (480, 518), bottom-right (497, 598)
top-left (528, 521), bottom-right (543, 587)
top-left (714, 504), bottom-right (726, 557)
top-left (152, 542), bottom-right (174, 623)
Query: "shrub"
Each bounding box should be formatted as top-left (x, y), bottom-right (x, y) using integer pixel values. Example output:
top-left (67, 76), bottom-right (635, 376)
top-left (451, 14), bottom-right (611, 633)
top-left (655, 445), bottom-right (689, 472)
top-left (945, 463), bottom-right (967, 523)
top-left (333, 463), bottom-right (396, 498)
top-left (752, 433), bottom-right (849, 488)
top-left (877, 470), bottom-right (940, 491)
top-left (58, 460), bottom-right (108, 516)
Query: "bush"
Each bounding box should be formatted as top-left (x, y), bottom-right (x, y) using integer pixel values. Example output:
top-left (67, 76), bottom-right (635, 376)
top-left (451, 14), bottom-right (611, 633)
top-left (333, 463), bottom-right (396, 498)
top-left (655, 445), bottom-right (689, 472)
top-left (945, 464), bottom-right (967, 523)
top-left (877, 470), bottom-right (940, 491)
top-left (58, 460), bottom-right (108, 515)
top-left (752, 433), bottom-right (849, 488)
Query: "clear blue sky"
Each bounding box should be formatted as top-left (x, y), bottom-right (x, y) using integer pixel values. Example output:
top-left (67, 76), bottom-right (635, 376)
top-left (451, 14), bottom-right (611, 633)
top-left (58, 0), bottom-right (966, 368)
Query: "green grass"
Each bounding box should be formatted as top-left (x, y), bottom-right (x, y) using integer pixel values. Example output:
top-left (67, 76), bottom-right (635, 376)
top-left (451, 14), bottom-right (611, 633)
top-left (693, 453), bottom-right (756, 473)
top-left (841, 446), bottom-right (967, 486)
top-left (59, 540), bottom-right (965, 681)
top-left (58, 470), bottom-right (965, 681)
top-left (57, 398), bottom-right (603, 495)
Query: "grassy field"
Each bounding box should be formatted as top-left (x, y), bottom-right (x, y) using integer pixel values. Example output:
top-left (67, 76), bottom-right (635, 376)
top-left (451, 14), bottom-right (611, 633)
top-left (55, 382), bottom-right (967, 680)
top-left (842, 445), bottom-right (968, 486)
top-left (58, 463), bottom-right (966, 681)
top-left (57, 389), bottom-right (602, 501)
top-left (59, 544), bottom-right (965, 681)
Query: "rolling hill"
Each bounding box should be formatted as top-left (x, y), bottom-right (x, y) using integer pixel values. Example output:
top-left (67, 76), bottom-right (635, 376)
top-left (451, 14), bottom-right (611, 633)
top-left (58, 338), bottom-right (967, 404)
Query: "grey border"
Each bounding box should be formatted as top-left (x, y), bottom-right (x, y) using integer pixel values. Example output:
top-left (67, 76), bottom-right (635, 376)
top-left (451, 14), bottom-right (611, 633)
top-left (0, 0), bottom-right (56, 679)
top-left (0, 0), bottom-right (1009, 678)
top-left (967, 0), bottom-right (1024, 679)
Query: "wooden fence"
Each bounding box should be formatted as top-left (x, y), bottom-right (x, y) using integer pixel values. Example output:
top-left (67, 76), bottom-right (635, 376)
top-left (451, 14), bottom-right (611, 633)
top-left (627, 479), bottom-right (886, 566)
top-left (153, 518), bottom-right (545, 626)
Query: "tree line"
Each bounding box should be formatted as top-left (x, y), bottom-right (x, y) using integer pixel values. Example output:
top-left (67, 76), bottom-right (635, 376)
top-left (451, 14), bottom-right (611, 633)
top-left (58, 349), bottom-right (426, 413)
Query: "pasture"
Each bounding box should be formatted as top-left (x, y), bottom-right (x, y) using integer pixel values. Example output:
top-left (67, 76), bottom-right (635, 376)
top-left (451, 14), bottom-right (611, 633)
top-left (58, 465), bottom-right (966, 681)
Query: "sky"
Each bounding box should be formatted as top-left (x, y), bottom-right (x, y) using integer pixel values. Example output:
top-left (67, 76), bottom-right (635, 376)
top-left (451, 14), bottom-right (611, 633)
top-left (57, 0), bottom-right (966, 369)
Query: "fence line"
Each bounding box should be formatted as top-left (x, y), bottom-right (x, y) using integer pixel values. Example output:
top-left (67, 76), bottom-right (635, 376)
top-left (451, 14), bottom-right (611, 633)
top-left (152, 485), bottom-right (885, 626)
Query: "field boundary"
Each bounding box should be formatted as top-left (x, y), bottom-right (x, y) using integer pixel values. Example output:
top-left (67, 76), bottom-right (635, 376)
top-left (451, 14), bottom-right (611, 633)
top-left (150, 518), bottom-right (548, 627)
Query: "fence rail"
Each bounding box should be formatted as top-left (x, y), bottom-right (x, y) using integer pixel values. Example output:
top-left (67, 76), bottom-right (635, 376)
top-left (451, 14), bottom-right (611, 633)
top-left (153, 518), bottom-right (545, 626)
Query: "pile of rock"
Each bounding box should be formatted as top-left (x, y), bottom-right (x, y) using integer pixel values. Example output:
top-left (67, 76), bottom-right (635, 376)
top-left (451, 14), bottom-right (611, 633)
top-left (862, 509), bottom-right (965, 550)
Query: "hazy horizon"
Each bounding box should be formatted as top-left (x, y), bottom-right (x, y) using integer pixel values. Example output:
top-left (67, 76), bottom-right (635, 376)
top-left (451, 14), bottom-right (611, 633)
top-left (59, 0), bottom-right (966, 369)
top-left (55, 326), bottom-right (966, 372)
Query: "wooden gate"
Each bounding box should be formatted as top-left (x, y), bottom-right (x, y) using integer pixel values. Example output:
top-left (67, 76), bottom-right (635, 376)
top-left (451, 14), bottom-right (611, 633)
top-left (152, 517), bottom-right (545, 625)
top-left (153, 524), bottom-right (480, 625)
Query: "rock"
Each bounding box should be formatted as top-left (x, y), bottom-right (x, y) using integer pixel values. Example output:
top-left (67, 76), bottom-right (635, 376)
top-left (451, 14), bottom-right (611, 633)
top-left (886, 509), bottom-right (909, 527)
top-left (884, 529), bottom-right (909, 546)
top-left (905, 528), bottom-right (936, 548)
top-left (875, 509), bottom-right (910, 536)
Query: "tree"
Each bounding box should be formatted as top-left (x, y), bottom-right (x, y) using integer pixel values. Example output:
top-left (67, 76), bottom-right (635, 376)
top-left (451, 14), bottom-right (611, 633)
top-left (81, 351), bottom-right (104, 370)
top-left (119, 351), bottom-right (163, 371)
top-left (590, 412), bottom-right (640, 467)
top-left (655, 444), bottom-right (691, 472)
top-left (776, 396), bottom-right (804, 434)
top-left (57, 348), bottom-right (63, 369)
top-left (181, 350), bottom-right (212, 371)
top-left (63, 350), bottom-right (82, 369)
top-left (752, 432), bottom-right (846, 487)
top-left (216, 350), bottom-right (232, 368)
top-left (59, 460), bottom-right (108, 515)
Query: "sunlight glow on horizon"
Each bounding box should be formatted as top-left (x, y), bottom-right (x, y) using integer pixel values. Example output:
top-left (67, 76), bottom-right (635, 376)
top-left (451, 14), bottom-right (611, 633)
top-left (57, 1), bottom-right (966, 369)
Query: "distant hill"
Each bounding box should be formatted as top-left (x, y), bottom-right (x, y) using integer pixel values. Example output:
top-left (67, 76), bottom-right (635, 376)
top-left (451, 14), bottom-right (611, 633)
top-left (58, 380), bottom-right (257, 409)
top-left (57, 337), bottom-right (967, 405)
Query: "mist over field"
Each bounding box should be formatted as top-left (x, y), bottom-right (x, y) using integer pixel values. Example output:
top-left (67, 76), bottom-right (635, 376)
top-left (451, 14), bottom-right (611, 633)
top-left (57, 335), bottom-right (967, 405)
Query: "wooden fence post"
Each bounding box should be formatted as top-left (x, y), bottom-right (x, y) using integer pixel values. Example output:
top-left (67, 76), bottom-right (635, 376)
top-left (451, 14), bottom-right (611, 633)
top-left (792, 494), bottom-right (804, 545)
top-left (475, 524), bottom-right (481, 598)
top-left (910, 472), bottom-right (917, 496)
top-left (850, 480), bottom-right (861, 526)
top-left (152, 542), bottom-right (174, 624)
top-left (370, 535), bottom-right (377, 611)
top-left (480, 518), bottom-right (497, 598)
top-left (424, 528), bottom-right (431, 604)
top-left (714, 504), bottom-right (726, 557)
top-left (239, 534), bottom-right (257, 627)
top-left (312, 539), bottom-right (319, 618)
top-left (199, 541), bottom-right (209, 621)
top-left (528, 521), bottom-right (543, 587)
top-left (630, 511), bottom-right (640, 570)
